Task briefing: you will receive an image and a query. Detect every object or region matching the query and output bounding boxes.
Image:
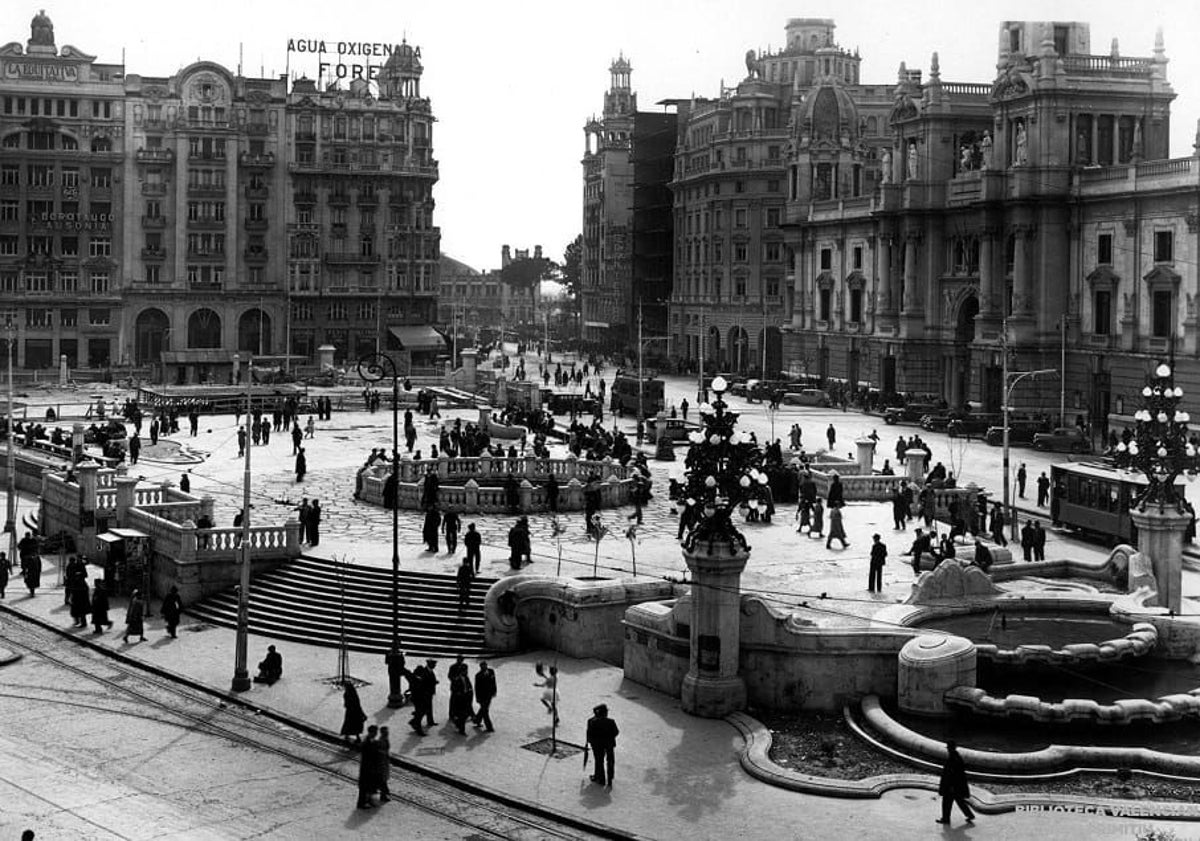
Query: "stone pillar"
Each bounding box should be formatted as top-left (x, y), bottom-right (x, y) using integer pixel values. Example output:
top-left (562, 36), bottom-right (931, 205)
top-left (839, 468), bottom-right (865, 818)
top-left (317, 344), bottom-right (336, 372)
top-left (1131, 507), bottom-right (1192, 614)
top-left (284, 520), bottom-right (302, 556)
top-left (231, 353), bottom-right (241, 385)
top-left (461, 348), bottom-right (478, 388)
top-left (199, 495), bottom-right (215, 523)
top-left (681, 537), bottom-right (749, 718)
top-left (71, 422), bottom-right (85, 464)
top-left (902, 236), bottom-right (918, 313)
top-left (464, 478), bottom-right (479, 514)
top-left (905, 448), bottom-right (929, 484)
top-left (898, 635), bottom-right (976, 716)
top-left (877, 238), bottom-right (895, 319)
top-left (114, 476), bottom-right (137, 527)
top-left (519, 478), bottom-right (534, 512)
top-left (59, 354), bottom-right (69, 387)
top-left (855, 438), bottom-right (875, 475)
top-left (76, 462), bottom-right (99, 546)
top-left (978, 231), bottom-right (995, 316)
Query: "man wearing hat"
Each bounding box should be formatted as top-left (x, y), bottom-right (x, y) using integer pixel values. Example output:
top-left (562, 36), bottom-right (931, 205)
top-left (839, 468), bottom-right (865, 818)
top-left (407, 659), bottom-right (438, 735)
top-left (585, 703), bottom-right (620, 787)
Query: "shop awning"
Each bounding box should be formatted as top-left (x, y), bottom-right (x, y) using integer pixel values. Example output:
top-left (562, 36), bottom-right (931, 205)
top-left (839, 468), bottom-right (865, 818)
top-left (388, 325), bottom-right (447, 352)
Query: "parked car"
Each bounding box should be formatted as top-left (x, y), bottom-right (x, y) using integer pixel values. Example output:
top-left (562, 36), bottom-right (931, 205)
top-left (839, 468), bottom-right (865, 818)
top-left (883, 402), bottom-right (942, 425)
top-left (920, 410), bottom-right (963, 432)
top-left (947, 413), bottom-right (1003, 439)
top-left (781, 388), bottom-right (831, 407)
top-left (984, 419), bottom-right (1047, 447)
top-left (1033, 426), bottom-right (1093, 454)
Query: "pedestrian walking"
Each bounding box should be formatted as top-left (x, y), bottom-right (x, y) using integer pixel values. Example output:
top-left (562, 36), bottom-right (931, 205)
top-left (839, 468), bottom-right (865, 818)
top-left (0, 551), bottom-right (9, 599)
top-left (423, 508), bottom-right (441, 552)
top-left (340, 681), bottom-right (367, 745)
top-left (442, 510), bottom-right (461, 554)
top-left (1036, 471), bottom-right (1051, 507)
top-left (127, 435), bottom-right (140, 465)
top-left (826, 505), bottom-right (849, 549)
top-left (23, 550), bottom-right (41, 597)
top-left (585, 703), bottom-right (619, 787)
top-left (373, 726), bottom-right (392, 802)
top-left (68, 575), bottom-right (91, 627)
top-left (464, 523), bottom-right (482, 573)
top-left (448, 658), bottom-right (475, 734)
top-left (473, 660), bottom-right (497, 732)
top-left (809, 498), bottom-right (825, 538)
top-left (1032, 520), bottom-right (1047, 561)
top-left (294, 447), bottom-right (307, 482)
top-left (420, 659), bottom-right (439, 728)
top-left (237, 427), bottom-right (247, 457)
top-left (868, 534), bottom-right (887, 593)
top-left (90, 580), bottom-right (111, 634)
top-left (356, 725), bottom-right (380, 809)
top-left (407, 659), bottom-right (437, 734)
top-left (1017, 463), bottom-right (1028, 498)
top-left (891, 488), bottom-right (908, 531)
top-left (935, 741), bottom-right (976, 825)
top-left (1020, 520), bottom-right (1034, 562)
top-left (179, 473), bottom-right (190, 494)
top-left (989, 503), bottom-right (1008, 546)
top-left (307, 499), bottom-right (322, 546)
top-left (291, 423), bottom-right (303, 454)
top-left (161, 584), bottom-right (183, 638)
top-left (456, 558), bottom-right (474, 611)
top-left (534, 664), bottom-right (560, 725)
top-left (827, 473), bottom-right (845, 509)
top-left (826, 423), bottom-right (836, 451)
top-left (305, 416), bottom-right (316, 439)
top-left (122, 590), bottom-right (146, 643)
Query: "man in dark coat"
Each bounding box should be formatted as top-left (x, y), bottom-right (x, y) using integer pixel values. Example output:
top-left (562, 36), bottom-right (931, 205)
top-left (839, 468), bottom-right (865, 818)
top-left (294, 447), bottom-right (307, 482)
top-left (291, 422), bottom-right (303, 455)
top-left (455, 558), bottom-right (474, 610)
top-left (1036, 471), bottom-right (1051, 507)
top-left (1020, 520), bottom-right (1035, 562)
top-left (68, 576), bottom-right (91, 627)
top-left (161, 585), bottom-right (183, 638)
top-left (90, 580), bottom-right (111, 634)
top-left (586, 703), bottom-right (620, 786)
top-left (464, 523), bottom-right (482, 573)
top-left (442, 510), bottom-right (461, 554)
top-left (23, 552), bottom-right (41, 597)
top-left (868, 534), bottom-right (887, 593)
top-left (407, 661), bottom-right (434, 735)
top-left (826, 473), bottom-right (845, 509)
top-left (128, 435), bottom-right (140, 465)
top-left (891, 489), bottom-right (908, 531)
top-left (356, 725), bottom-right (380, 809)
top-left (307, 499), bottom-right (321, 546)
top-left (545, 473), bottom-right (560, 513)
top-left (936, 741), bottom-right (976, 825)
top-left (989, 503), bottom-right (1007, 546)
top-left (1031, 520), bottom-right (1047, 562)
top-left (472, 660), bottom-right (497, 732)
top-left (420, 468), bottom-right (439, 510)
top-left (423, 508), bottom-right (442, 553)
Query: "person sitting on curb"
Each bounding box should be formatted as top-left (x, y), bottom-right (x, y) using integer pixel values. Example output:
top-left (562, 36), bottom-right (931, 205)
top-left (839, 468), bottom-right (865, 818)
top-left (253, 645), bottom-right (283, 685)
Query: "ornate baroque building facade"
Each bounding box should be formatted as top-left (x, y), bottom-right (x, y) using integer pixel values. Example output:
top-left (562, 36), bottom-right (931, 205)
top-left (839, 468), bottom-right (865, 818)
top-left (669, 17), bottom-right (1198, 427)
top-left (436, 245), bottom-right (541, 345)
top-left (0, 11), bottom-right (440, 380)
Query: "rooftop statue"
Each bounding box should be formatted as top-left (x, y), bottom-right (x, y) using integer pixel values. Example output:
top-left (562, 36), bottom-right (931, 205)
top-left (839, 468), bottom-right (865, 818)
top-left (30, 9), bottom-right (54, 47)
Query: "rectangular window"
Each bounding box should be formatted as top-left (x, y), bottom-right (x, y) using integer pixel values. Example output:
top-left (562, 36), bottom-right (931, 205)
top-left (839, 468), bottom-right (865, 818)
top-left (60, 237), bottom-right (78, 257)
top-left (292, 302), bottom-right (313, 321)
top-left (144, 265), bottom-right (161, 285)
top-left (735, 277), bottom-right (746, 298)
top-left (0, 200), bottom-right (18, 221)
top-left (25, 272), bottom-right (51, 294)
top-left (0, 237), bottom-right (17, 256)
top-left (819, 288), bottom-right (832, 322)
top-left (0, 166), bottom-right (17, 186)
top-left (735, 209), bottom-right (747, 228)
top-left (89, 237), bottom-right (112, 258)
top-left (765, 243), bottom-right (781, 262)
top-left (59, 272), bottom-right (78, 293)
top-left (850, 289), bottom-right (863, 323)
top-left (27, 164), bottom-right (54, 187)
top-left (1155, 230), bottom-right (1173, 263)
top-left (766, 207), bottom-right (780, 228)
top-left (734, 243), bottom-right (748, 262)
top-left (1097, 233), bottom-right (1113, 265)
top-left (90, 168), bottom-right (112, 188)
top-left (766, 278), bottom-right (780, 298)
top-left (26, 308), bottom-right (52, 328)
top-left (60, 308), bottom-right (77, 327)
top-left (61, 167), bottom-right (79, 189)
top-left (1152, 290), bottom-right (1173, 338)
top-left (820, 248), bottom-right (832, 271)
top-left (853, 246), bottom-right (863, 270)
top-left (329, 302), bottom-right (348, 321)
top-left (89, 308), bottom-right (111, 326)
top-left (1093, 290), bottom-right (1111, 335)
top-left (90, 272), bottom-right (110, 294)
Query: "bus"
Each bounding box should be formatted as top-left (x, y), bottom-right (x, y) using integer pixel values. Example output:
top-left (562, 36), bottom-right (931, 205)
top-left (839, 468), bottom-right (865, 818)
top-left (610, 374), bottom-right (665, 417)
top-left (1050, 461), bottom-right (1186, 546)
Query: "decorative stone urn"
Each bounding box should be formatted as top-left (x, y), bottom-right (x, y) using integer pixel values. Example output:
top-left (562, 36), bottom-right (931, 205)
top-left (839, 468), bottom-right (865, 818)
top-left (1131, 506), bottom-right (1192, 613)
top-left (680, 537), bottom-right (749, 718)
top-left (897, 634), bottom-right (976, 716)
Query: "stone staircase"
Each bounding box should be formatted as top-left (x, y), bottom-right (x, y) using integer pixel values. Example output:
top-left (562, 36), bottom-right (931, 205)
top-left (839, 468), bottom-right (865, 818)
top-left (185, 557), bottom-right (495, 658)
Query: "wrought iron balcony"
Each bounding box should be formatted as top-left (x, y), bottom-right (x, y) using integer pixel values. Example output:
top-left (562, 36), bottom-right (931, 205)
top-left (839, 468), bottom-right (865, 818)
top-left (187, 183), bottom-right (226, 197)
top-left (324, 252), bottom-right (380, 265)
top-left (238, 151), bottom-right (275, 168)
top-left (140, 247), bottom-right (166, 261)
top-left (135, 147), bottom-right (174, 164)
top-left (141, 182), bottom-right (167, 197)
top-left (141, 215), bottom-right (166, 229)
top-left (244, 185), bottom-right (269, 200)
top-left (244, 218), bottom-right (268, 231)
top-left (244, 248), bottom-right (269, 263)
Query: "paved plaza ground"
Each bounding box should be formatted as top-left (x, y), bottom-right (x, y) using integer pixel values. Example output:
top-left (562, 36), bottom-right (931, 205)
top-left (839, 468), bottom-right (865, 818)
top-left (2, 353), bottom-right (1199, 838)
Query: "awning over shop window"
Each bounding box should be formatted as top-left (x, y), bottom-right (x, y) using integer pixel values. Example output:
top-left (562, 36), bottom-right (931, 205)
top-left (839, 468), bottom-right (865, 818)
top-left (388, 325), bottom-right (447, 352)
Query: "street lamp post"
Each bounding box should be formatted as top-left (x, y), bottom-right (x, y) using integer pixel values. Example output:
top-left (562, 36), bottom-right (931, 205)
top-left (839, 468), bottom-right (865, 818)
top-left (5, 320), bottom-right (16, 567)
top-left (231, 357), bottom-right (254, 692)
top-left (358, 352), bottom-right (404, 706)
top-left (1000, 318), bottom-right (1057, 540)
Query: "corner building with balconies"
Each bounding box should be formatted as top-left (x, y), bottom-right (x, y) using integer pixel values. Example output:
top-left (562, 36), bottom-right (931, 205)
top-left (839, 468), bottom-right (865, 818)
top-left (286, 43), bottom-right (442, 369)
top-left (781, 19), bottom-right (1197, 429)
top-left (0, 12), bottom-right (126, 370)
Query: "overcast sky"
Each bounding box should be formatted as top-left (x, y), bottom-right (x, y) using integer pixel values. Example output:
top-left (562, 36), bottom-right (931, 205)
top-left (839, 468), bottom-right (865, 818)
top-left (23, 0), bottom-right (1200, 272)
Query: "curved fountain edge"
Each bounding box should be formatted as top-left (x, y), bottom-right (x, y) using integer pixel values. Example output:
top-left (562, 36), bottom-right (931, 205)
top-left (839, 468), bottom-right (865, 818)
top-left (730, 708), bottom-right (1200, 817)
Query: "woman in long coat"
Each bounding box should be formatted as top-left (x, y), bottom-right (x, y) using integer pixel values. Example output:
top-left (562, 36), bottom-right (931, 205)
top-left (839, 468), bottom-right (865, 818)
top-left (91, 581), bottom-right (111, 634)
top-left (68, 576), bottom-right (92, 627)
top-left (123, 590), bottom-right (146, 643)
top-left (341, 681), bottom-right (368, 745)
top-left (825, 506), bottom-right (849, 550)
top-left (448, 668), bottom-right (475, 734)
top-left (809, 498), bottom-right (825, 538)
top-left (23, 553), bottom-right (41, 597)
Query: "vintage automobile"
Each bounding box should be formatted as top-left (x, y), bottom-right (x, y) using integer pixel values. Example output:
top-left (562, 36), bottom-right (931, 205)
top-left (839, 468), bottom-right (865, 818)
top-left (645, 416), bottom-right (702, 444)
top-left (1033, 426), bottom-right (1093, 454)
top-left (946, 413), bottom-right (1003, 439)
top-left (882, 402), bottom-right (942, 425)
top-left (781, 388), bottom-right (831, 407)
top-left (984, 419), bottom-right (1047, 447)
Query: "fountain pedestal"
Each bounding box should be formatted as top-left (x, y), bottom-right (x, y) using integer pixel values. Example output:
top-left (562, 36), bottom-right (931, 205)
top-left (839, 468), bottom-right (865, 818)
top-left (1131, 506), bottom-right (1192, 613)
top-left (680, 538), bottom-right (748, 718)
top-left (898, 634), bottom-right (976, 716)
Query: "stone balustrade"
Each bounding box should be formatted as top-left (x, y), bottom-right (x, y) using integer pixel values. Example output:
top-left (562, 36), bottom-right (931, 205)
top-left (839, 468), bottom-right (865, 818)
top-left (944, 682), bottom-right (1200, 725)
top-left (974, 622), bottom-right (1157, 666)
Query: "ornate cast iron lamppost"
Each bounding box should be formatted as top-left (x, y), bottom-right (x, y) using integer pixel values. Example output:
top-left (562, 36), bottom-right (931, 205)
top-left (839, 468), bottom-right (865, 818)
top-left (358, 352), bottom-right (405, 706)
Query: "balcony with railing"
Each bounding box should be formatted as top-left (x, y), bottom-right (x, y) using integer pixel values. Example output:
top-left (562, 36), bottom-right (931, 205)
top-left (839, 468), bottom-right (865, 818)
top-left (244, 217), bottom-right (268, 232)
top-left (328, 192), bottom-right (350, 206)
top-left (247, 123), bottom-right (270, 137)
top-left (324, 252), bottom-right (380, 266)
top-left (244, 248), bottom-right (269, 263)
top-left (238, 151), bottom-right (275, 168)
top-left (135, 147), bottom-right (175, 164)
top-left (189, 280), bottom-right (223, 292)
top-left (186, 247), bottom-right (225, 260)
top-left (357, 192), bottom-right (378, 208)
top-left (186, 217), bottom-right (226, 230)
top-left (140, 247), bottom-right (166, 261)
top-left (1061, 54), bottom-right (1155, 78)
top-left (141, 182), bottom-right (167, 197)
top-left (1077, 157), bottom-right (1198, 197)
top-left (187, 183), bottom-right (227, 197)
top-left (141, 215), bottom-right (166, 229)
top-left (293, 189), bottom-right (317, 204)
top-left (295, 130), bottom-right (316, 142)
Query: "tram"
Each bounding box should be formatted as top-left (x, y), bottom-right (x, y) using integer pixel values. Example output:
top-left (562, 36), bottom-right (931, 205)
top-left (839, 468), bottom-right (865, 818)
top-left (1049, 461), bottom-right (1186, 546)
top-left (610, 374), bottom-right (665, 417)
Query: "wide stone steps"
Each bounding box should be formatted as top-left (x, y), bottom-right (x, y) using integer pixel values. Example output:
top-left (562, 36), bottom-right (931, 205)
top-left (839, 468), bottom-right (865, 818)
top-left (185, 557), bottom-right (496, 657)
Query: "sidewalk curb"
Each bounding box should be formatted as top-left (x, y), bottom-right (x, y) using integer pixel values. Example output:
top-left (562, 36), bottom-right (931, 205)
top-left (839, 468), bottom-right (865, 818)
top-left (0, 602), bottom-right (648, 841)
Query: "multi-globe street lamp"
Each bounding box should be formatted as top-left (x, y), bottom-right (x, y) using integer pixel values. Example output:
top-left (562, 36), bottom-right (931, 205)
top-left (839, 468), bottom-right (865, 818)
top-left (358, 351), bottom-right (404, 707)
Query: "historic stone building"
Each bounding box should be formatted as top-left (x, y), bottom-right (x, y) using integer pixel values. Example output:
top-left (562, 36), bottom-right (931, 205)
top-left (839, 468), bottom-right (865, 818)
top-left (286, 43), bottom-right (442, 370)
top-left (0, 11), bottom-right (442, 379)
top-left (437, 246), bottom-right (541, 347)
top-left (667, 16), bottom-right (1197, 428)
top-left (0, 11), bottom-right (126, 369)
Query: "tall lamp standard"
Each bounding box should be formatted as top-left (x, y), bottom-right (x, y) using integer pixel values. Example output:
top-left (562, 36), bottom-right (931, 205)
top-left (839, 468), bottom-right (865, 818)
top-left (231, 358), bottom-right (254, 692)
top-left (5, 320), bottom-right (16, 566)
top-left (1000, 317), bottom-right (1056, 540)
top-left (358, 351), bottom-right (404, 706)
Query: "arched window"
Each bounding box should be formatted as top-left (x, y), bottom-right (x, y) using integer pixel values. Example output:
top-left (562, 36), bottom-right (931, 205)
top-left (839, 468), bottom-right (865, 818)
top-left (187, 308), bottom-right (222, 348)
top-left (135, 308), bottom-right (170, 366)
top-left (238, 308), bottom-right (272, 355)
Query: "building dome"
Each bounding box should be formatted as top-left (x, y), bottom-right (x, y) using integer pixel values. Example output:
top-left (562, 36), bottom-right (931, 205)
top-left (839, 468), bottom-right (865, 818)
top-left (799, 82), bottom-right (859, 142)
top-left (385, 40), bottom-right (422, 74)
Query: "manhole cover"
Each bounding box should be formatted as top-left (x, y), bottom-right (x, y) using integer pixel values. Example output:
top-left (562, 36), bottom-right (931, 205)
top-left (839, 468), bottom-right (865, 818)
top-left (521, 738), bottom-right (585, 759)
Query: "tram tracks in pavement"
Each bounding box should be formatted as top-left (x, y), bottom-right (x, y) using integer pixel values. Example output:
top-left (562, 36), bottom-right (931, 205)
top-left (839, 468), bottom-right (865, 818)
top-left (0, 613), bottom-right (624, 841)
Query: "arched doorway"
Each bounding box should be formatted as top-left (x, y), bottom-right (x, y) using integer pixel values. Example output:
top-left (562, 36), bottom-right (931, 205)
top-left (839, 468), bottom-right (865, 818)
top-left (238, 308), bottom-right (272, 356)
top-left (135, 308), bottom-right (170, 366)
top-left (952, 294), bottom-right (979, 408)
top-left (728, 326), bottom-right (750, 374)
top-left (706, 325), bottom-right (721, 371)
top-left (188, 308), bottom-right (222, 348)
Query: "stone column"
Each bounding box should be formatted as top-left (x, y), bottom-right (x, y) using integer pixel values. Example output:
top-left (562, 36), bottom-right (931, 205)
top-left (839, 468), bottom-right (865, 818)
top-left (71, 422), bottom-right (85, 464)
top-left (1131, 507), bottom-right (1192, 614)
top-left (905, 448), bottom-right (929, 484)
top-left (902, 236), bottom-right (917, 314)
top-left (114, 476), bottom-right (137, 527)
top-left (855, 438), bottom-right (876, 475)
top-left (59, 354), bottom-right (68, 387)
top-left (317, 344), bottom-right (336, 372)
top-left (877, 238), bottom-right (894, 316)
top-left (461, 348), bottom-right (478, 388)
top-left (978, 231), bottom-right (995, 316)
top-left (681, 537), bottom-right (749, 718)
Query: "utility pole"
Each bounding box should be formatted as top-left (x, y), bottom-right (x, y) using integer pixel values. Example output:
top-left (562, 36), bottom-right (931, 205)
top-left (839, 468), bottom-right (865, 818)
top-left (637, 299), bottom-right (644, 443)
top-left (1060, 313), bottom-right (1067, 427)
top-left (5, 319), bottom-right (16, 566)
top-left (231, 356), bottom-right (254, 692)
